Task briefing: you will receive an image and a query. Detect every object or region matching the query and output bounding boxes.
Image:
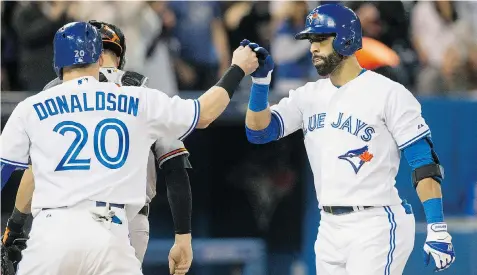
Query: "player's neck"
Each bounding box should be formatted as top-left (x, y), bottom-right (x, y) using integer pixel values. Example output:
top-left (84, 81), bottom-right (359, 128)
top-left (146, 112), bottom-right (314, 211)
top-left (102, 53), bottom-right (119, 68)
top-left (329, 56), bottom-right (363, 88)
top-left (63, 69), bottom-right (99, 82)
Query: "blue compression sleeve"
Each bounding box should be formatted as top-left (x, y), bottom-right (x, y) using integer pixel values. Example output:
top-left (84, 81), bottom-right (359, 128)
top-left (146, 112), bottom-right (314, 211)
top-left (246, 113), bottom-right (280, 144)
top-left (422, 198), bottom-right (444, 223)
top-left (402, 137), bottom-right (434, 169)
top-left (248, 83), bottom-right (269, 112)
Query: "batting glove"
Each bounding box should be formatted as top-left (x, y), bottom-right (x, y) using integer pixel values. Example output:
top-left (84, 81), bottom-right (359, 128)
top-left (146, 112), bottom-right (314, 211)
top-left (240, 39), bottom-right (274, 85)
top-left (423, 222), bottom-right (455, 272)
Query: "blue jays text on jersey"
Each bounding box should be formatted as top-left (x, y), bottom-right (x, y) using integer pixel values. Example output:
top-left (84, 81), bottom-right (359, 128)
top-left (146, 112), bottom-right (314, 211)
top-left (33, 91), bottom-right (139, 121)
top-left (304, 112), bottom-right (375, 142)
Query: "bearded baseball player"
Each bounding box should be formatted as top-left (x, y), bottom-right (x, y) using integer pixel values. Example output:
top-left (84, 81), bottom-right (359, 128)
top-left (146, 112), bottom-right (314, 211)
top-left (244, 4), bottom-right (455, 274)
top-left (1, 21), bottom-right (259, 274)
top-left (1, 20), bottom-right (194, 273)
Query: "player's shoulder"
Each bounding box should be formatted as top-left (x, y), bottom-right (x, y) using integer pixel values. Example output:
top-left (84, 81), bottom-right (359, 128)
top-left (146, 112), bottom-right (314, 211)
top-left (363, 70), bottom-right (411, 95)
top-left (289, 78), bottom-right (331, 100)
top-left (12, 92), bottom-right (46, 118)
top-left (288, 79), bottom-right (325, 95)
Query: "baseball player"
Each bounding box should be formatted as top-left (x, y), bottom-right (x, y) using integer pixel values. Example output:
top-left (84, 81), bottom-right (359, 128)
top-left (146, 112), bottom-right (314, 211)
top-left (1, 20), bottom-right (194, 273)
top-left (0, 21), bottom-right (259, 275)
top-left (244, 4), bottom-right (455, 275)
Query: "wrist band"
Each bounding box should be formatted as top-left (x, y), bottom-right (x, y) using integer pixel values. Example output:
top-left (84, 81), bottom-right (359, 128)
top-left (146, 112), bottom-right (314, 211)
top-left (248, 83), bottom-right (269, 112)
top-left (7, 207), bottom-right (29, 232)
top-left (215, 65), bottom-right (245, 99)
top-left (423, 198), bottom-right (444, 224)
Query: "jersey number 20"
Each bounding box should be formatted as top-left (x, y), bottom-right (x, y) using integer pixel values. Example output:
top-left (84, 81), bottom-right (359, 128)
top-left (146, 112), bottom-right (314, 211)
top-left (53, 118), bottom-right (129, 171)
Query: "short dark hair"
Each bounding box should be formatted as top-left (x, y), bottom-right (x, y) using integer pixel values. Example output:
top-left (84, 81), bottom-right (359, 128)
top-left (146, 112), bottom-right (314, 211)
top-left (103, 49), bottom-right (119, 58)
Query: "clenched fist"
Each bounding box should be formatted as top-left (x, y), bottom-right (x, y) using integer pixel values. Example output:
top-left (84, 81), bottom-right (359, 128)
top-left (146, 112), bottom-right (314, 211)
top-left (231, 46), bottom-right (259, 75)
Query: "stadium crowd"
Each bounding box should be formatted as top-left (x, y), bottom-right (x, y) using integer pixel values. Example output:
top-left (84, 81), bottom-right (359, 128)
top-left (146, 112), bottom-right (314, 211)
top-left (2, 1), bottom-right (477, 95)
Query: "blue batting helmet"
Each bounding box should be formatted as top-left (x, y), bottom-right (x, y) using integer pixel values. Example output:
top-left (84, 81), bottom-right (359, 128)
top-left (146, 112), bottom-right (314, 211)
top-left (53, 22), bottom-right (103, 79)
top-left (295, 4), bottom-right (362, 56)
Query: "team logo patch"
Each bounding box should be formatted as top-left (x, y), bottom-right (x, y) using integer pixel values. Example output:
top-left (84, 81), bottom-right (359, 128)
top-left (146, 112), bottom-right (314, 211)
top-left (307, 11), bottom-right (335, 27)
top-left (338, 146), bottom-right (374, 174)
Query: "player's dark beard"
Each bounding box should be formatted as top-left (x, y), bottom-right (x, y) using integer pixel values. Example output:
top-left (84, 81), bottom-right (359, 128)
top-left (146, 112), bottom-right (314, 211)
top-left (314, 51), bottom-right (344, 76)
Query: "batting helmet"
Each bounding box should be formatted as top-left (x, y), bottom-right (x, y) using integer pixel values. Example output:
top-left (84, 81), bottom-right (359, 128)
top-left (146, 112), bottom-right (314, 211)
top-left (88, 20), bottom-right (127, 70)
top-left (295, 4), bottom-right (362, 56)
top-left (53, 22), bottom-right (103, 79)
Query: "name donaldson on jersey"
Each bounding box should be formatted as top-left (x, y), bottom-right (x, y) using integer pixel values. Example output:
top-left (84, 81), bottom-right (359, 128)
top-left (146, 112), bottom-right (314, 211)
top-left (32, 92), bottom-right (139, 121)
top-left (303, 112), bottom-right (375, 142)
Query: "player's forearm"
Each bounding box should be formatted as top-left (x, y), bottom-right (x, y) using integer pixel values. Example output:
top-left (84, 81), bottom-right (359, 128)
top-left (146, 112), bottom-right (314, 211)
top-left (416, 178), bottom-right (442, 202)
top-left (246, 83), bottom-right (272, 130)
top-left (164, 167), bottom-right (192, 234)
top-left (244, 80), bottom-right (280, 144)
top-left (5, 167), bottom-right (34, 235)
top-left (15, 166), bottom-right (35, 214)
top-left (196, 65), bottom-right (245, 128)
top-left (246, 108), bottom-right (272, 130)
top-left (417, 178), bottom-right (446, 224)
top-left (403, 138), bottom-right (445, 224)
top-left (196, 86), bottom-right (231, 129)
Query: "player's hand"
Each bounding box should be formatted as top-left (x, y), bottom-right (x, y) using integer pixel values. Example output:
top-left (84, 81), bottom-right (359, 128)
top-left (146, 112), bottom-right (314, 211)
top-left (240, 39), bottom-right (274, 85)
top-left (168, 234), bottom-right (193, 275)
top-left (231, 44), bottom-right (259, 76)
top-left (423, 223), bottom-right (455, 272)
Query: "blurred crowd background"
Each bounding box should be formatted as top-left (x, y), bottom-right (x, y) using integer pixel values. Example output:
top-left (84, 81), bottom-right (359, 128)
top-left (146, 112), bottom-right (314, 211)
top-left (2, 0), bottom-right (477, 95)
top-left (1, 1), bottom-right (477, 275)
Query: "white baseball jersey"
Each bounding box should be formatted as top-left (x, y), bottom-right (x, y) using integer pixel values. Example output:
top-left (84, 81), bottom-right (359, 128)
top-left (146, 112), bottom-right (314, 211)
top-left (99, 67), bottom-right (190, 203)
top-left (270, 70), bottom-right (430, 207)
top-left (0, 76), bottom-right (199, 215)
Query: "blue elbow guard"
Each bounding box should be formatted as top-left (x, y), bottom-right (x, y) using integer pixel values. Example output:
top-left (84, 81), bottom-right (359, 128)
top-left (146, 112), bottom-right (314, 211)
top-left (246, 114), bottom-right (280, 144)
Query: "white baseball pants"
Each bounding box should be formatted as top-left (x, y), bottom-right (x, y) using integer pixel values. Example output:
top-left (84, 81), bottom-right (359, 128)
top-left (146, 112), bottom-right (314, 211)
top-left (128, 211), bottom-right (150, 263)
top-left (315, 203), bottom-right (415, 275)
top-left (16, 201), bottom-right (143, 275)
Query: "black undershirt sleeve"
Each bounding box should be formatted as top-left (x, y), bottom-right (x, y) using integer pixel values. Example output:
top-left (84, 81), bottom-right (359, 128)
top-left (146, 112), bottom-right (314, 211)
top-left (161, 155), bottom-right (192, 234)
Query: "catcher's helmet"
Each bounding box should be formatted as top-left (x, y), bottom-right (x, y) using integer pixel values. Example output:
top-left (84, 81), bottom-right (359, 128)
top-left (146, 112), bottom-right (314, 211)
top-left (89, 20), bottom-right (126, 70)
top-left (53, 22), bottom-right (103, 79)
top-left (295, 4), bottom-right (362, 56)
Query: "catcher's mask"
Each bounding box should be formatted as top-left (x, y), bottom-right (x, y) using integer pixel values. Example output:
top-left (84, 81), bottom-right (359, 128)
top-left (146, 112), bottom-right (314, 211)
top-left (88, 20), bottom-right (127, 69)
